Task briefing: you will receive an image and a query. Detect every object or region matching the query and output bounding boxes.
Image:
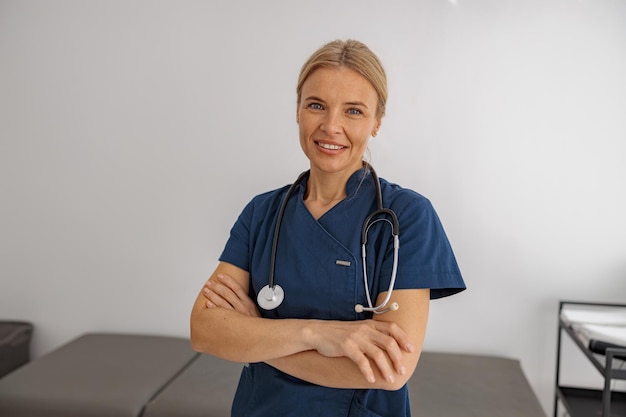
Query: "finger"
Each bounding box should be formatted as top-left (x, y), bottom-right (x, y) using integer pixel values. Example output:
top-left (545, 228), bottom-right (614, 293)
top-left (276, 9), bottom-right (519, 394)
top-left (343, 346), bottom-right (376, 384)
top-left (217, 273), bottom-right (249, 299)
top-left (208, 280), bottom-right (246, 310)
top-left (360, 337), bottom-right (397, 384)
top-left (374, 321), bottom-right (414, 353)
top-left (344, 324), bottom-right (395, 384)
top-left (203, 287), bottom-right (234, 310)
top-left (216, 274), bottom-right (261, 317)
top-left (240, 298), bottom-right (262, 317)
top-left (373, 335), bottom-right (405, 379)
top-left (207, 279), bottom-right (260, 316)
top-left (371, 322), bottom-right (411, 374)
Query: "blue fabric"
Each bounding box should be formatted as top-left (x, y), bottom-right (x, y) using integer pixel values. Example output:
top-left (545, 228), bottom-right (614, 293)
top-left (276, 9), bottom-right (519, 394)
top-left (219, 168), bottom-right (465, 417)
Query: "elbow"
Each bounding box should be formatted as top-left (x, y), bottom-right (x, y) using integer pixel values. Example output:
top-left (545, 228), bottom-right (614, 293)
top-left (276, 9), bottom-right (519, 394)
top-left (189, 332), bottom-right (203, 353)
top-left (190, 324), bottom-right (217, 355)
top-left (189, 309), bottom-right (241, 360)
top-left (189, 311), bottom-right (210, 353)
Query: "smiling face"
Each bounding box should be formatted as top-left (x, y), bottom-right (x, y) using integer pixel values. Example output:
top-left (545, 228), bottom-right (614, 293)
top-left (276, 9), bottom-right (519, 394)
top-left (297, 66), bottom-right (382, 177)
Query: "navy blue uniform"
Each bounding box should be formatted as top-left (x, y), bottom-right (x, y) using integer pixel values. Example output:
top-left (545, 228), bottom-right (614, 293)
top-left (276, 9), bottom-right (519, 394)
top-left (220, 168), bottom-right (465, 417)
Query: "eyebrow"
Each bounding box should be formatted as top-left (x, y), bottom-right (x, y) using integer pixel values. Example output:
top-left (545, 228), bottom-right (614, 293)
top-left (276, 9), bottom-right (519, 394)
top-left (345, 101), bottom-right (369, 108)
top-left (303, 96), bottom-right (369, 108)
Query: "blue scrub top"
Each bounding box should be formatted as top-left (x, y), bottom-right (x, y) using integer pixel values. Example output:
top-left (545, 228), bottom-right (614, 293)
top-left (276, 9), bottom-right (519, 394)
top-left (219, 168), bottom-right (465, 417)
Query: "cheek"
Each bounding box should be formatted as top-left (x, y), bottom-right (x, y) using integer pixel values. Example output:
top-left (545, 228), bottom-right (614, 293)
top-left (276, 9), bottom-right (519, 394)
top-left (352, 126), bottom-right (374, 146)
top-left (359, 137), bottom-right (371, 150)
top-left (298, 123), bottom-right (312, 154)
top-left (298, 116), bottom-right (317, 139)
top-left (298, 120), bottom-right (309, 141)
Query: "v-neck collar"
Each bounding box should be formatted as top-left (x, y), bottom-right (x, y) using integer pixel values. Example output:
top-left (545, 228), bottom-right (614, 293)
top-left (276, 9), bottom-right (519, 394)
top-left (294, 167), bottom-right (372, 221)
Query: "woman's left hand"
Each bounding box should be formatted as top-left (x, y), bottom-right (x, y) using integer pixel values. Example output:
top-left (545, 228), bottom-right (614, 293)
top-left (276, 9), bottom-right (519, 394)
top-left (202, 273), bottom-right (261, 318)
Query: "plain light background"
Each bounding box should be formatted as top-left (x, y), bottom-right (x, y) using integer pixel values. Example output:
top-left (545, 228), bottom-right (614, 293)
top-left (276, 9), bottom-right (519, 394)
top-left (1, 0), bottom-right (625, 414)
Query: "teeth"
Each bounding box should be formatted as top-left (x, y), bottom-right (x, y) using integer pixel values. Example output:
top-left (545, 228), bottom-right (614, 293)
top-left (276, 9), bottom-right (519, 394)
top-left (318, 142), bottom-right (344, 150)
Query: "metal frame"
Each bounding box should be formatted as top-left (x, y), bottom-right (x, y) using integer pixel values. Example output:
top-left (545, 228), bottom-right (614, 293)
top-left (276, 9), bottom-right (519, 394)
top-left (554, 300), bottom-right (626, 417)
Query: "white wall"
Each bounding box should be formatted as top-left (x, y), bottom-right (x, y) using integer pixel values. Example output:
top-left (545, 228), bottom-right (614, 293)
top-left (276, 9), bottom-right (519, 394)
top-left (1, 0), bottom-right (625, 413)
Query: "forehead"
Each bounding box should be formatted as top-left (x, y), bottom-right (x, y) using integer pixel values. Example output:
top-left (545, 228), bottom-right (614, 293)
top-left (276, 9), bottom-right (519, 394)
top-left (301, 67), bottom-right (377, 103)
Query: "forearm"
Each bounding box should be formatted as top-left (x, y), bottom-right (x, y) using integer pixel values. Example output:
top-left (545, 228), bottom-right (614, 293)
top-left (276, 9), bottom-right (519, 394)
top-left (193, 266), bottom-right (424, 386)
top-left (191, 262), bottom-right (316, 362)
top-left (266, 349), bottom-right (419, 391)
top-left (265, 289), bottom-right (429, 390)
top-left (190, 301), bottom-right (313, 363)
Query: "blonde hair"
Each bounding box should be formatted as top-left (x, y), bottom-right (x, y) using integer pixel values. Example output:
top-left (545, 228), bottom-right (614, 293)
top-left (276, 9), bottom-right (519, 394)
top-left (296, 40), bottom-right (387, 118)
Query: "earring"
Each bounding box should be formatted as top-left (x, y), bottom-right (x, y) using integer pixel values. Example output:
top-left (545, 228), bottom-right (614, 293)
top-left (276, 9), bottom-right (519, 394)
top-left (372, 130), bottom-right (378, 137)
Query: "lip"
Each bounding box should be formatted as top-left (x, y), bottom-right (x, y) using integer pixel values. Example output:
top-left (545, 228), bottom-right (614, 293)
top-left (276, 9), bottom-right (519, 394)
top-left (315, 140), bottom-right (347, 153)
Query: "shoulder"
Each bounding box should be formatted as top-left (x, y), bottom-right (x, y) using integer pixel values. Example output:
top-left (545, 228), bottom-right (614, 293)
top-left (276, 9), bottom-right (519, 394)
top-left (247, 185), bottom-right (290, 207)
top-left (376, 178), bottom-right (446, 236)
top-left (378, 178), bottom-right (433, 213)
top-left (238, 184), bottom-right (291, 222)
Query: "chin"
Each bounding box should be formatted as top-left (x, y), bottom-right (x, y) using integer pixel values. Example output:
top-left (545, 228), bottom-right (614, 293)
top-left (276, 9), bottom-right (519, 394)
top-left (309, 161), bottom-right (362, 176)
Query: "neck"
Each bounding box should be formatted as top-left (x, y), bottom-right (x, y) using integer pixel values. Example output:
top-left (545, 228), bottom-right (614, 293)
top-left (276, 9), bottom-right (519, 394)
top-left (303, 165), bottom-right (363, 219)
top-left (305, 178), bottom-right (344, 204)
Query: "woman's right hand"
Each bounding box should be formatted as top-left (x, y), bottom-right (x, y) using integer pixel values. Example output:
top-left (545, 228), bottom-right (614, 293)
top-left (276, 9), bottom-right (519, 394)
top-left (304, 319), bottom-right (414, 385)
top-left (202, 273), bottom-right (261, 318)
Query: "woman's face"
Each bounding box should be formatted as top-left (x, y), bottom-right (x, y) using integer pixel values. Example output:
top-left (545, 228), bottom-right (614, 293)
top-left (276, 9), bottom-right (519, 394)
top-left (297, 66), bottom-right (381, 177)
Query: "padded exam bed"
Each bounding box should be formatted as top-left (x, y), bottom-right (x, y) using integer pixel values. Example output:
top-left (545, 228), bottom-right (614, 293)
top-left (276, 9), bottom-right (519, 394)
top-left (0, 333), bottom-right (546, 417)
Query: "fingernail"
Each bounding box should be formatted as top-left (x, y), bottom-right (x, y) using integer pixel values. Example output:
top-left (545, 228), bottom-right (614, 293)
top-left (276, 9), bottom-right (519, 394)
top-left (387, 374), bottom-right (395, 384)
top-left (368, 375), bottom-right (375, 383)
top-left (405, 343), bottom-right (414, 352)
top-left (203, 288), bottom-right (210, 294)
top-left (399, 366), bottom-right (406, 375)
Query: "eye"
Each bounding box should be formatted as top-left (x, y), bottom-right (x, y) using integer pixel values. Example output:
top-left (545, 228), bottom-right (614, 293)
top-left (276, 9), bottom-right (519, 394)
top-left (347, 108), bottom-right (363, 116)
top-left (308, 102), bottom-right (324, 110)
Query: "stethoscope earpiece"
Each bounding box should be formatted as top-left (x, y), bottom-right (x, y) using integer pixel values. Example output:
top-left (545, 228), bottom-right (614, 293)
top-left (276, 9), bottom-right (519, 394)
top-left (355, 302), bottom-right (400, 315)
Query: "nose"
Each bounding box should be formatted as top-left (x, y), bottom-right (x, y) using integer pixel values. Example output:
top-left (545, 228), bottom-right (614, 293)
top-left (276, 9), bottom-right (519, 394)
top-left (320, 110), bottom-right (342, 135)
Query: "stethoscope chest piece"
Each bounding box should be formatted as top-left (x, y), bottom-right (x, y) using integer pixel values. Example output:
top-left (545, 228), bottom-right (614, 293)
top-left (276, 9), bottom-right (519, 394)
top-left (257, 284), bottom-right (285, 310)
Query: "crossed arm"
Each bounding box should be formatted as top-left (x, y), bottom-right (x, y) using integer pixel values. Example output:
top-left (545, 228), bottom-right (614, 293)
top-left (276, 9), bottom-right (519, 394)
top-left (190, 261), bottom-right (429, 390)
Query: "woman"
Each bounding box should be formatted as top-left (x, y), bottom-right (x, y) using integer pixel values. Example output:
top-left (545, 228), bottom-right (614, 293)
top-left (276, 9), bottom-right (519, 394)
top-left (190, 39), bottom-right (465, 417)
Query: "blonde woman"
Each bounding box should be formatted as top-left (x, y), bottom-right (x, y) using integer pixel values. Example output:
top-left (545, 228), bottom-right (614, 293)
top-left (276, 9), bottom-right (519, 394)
top-left (191, 39), bottom-right (465, 417)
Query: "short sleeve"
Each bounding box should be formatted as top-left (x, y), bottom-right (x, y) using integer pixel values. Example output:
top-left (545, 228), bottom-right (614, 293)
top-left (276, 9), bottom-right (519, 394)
top-left (219, 200), bottom-right (254, 272)
top-left (218, 187), bottom-right (287, 276)
top-left (385, 188), bottom-right (466, 299)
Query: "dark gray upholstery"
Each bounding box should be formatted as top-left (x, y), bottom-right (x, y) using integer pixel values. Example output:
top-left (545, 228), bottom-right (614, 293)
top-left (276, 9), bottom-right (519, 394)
top-left (409, 352), bottom-right (546, 417)
top-left (143, 352), bottom-right (242, 417)
top-left (143, 351), bottom-right (546, 417)
top-left (0, 321), bottom-right (33, 378)
top-left (0, 333), bottom-right (198, 417)
top-left (0, 333), bottom-right (546, 417)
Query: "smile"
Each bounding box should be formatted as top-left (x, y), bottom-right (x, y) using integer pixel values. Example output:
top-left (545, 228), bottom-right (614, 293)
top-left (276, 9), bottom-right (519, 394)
top-left (316, 141), bottom-right (346, 150)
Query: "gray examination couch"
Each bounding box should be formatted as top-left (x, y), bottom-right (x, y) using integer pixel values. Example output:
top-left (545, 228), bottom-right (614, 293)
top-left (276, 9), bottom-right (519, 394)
top-left (0, 333), bottom-right (546, 417)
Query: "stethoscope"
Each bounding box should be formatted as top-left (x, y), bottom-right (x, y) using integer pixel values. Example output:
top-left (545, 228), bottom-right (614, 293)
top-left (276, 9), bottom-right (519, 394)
top-left (257, 163), bottom-right (401, 315)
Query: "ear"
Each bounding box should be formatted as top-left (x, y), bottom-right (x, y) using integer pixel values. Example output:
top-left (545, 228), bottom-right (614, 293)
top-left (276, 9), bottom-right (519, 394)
top-left (372, 118), bottom-right (382, 137)
top-left (296, 103), bottom-right (300, 124)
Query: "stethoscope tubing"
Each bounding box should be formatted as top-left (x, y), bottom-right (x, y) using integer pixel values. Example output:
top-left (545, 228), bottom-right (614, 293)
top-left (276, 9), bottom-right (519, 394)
top-left (360, 219), bottom-right (400, 314)
top-left (267, 170), bottom-right (309, 289)
top-left (259, 163), bottom-right (400, 314)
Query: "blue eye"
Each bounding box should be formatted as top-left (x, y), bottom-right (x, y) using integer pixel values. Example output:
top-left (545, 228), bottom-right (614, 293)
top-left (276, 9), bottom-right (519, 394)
top-left (308, 103), bottom-right (323, 110)
top-left (348, 108), bottom-right (362, 115)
